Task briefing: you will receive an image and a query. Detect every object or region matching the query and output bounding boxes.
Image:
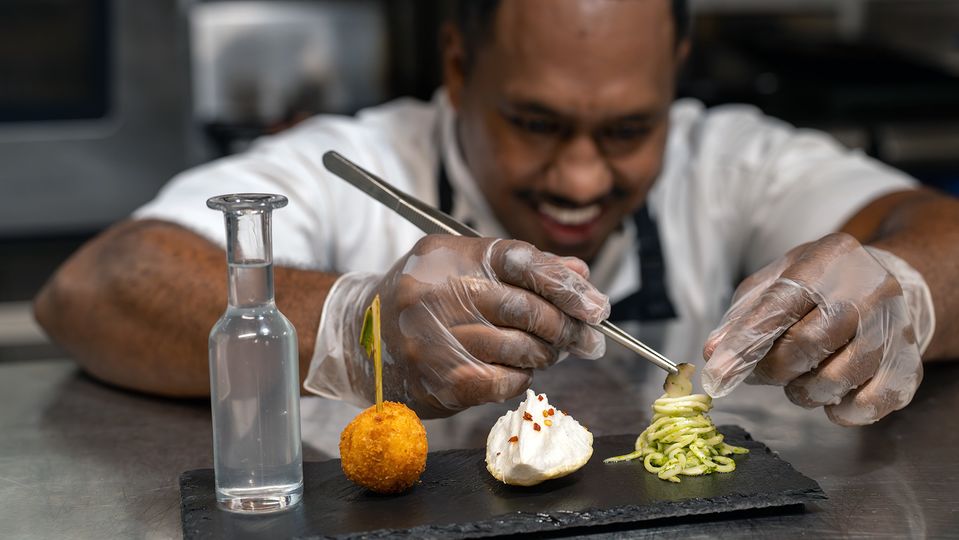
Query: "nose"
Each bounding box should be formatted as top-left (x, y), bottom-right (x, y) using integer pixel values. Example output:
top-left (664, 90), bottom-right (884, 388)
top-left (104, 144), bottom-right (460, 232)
top-left (546, 133), bottom-right (613, 205)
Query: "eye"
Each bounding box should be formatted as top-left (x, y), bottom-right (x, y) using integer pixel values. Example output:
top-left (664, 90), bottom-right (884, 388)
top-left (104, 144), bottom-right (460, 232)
top-left (598, 122), bottom-right (651, 142)
top-left (504, 113), bottom-right (565, 137)
top-left (596, 121), bottom-right (652, 156)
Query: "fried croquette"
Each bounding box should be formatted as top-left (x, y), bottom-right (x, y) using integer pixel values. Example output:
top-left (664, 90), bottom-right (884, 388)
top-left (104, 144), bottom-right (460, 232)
top-left (339, 401), bottom-right (428, 494)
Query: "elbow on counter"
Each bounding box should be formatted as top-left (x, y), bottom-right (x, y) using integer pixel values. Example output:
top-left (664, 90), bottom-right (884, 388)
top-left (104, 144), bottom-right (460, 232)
top-left (32, 240), bottom-right (107, 372)
top-left (32, 220), bottom-right (215, 399)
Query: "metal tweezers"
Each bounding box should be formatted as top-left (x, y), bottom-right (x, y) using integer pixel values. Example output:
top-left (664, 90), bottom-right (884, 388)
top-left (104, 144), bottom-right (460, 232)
top-left (322, 150), bottom-right (679, 374)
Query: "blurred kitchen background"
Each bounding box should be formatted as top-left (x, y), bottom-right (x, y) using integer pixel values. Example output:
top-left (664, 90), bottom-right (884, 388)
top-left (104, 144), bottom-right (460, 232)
top-left (2, 0), bottom-right (958, 359)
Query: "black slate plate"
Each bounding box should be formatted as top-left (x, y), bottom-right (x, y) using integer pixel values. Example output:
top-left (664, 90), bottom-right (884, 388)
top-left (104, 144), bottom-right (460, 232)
top-left (180, 426), bottom-right (825, 539)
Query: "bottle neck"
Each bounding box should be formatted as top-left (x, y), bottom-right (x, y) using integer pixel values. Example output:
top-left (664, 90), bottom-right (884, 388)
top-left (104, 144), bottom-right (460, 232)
top-left (224, 210), bottom-right (276, 308)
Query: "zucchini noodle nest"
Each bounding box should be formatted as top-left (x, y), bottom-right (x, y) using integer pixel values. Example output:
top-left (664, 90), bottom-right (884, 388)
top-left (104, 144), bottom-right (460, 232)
top-left (603, 393), bottom-right (748, 483)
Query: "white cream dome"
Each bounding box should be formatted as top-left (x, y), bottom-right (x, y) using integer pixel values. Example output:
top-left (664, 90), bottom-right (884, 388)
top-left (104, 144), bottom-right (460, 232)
top-left (485, 390), bottom-right (593, 486)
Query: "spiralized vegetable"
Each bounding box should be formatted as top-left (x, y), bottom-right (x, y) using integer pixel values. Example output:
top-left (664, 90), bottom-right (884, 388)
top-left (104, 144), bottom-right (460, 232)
top-left (604, 392), bottom-right (748, 482)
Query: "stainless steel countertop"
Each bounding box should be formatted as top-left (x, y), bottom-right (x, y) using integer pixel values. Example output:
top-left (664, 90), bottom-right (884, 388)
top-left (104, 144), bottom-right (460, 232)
top-left (2, 353), bottom-right (958, 539)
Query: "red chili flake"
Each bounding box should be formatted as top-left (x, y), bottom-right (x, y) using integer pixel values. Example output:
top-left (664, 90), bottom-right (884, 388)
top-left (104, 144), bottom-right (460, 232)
top-left (522, 412), bottom-right (533, 421)
top-left (537, 395), bottom-right (544, 401)
top-left (533, 423), bottom-right (541, 431)
top-left (561, 410), bottom-right (569, 416)
top-left (548, 408), bottom-right (555, 416)
top-left (509, 436), bottom-right (518, 443)
top-left (544, 419), bottom-right (553, 427)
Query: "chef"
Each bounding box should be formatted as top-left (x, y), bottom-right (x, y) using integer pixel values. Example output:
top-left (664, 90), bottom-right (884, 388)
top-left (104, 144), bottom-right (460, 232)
top-left (35, 0), bottom-right (959, 424)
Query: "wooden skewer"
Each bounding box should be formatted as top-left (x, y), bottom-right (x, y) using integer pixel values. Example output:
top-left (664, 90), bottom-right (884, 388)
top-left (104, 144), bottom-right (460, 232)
top-left (372, 295), bottom-right (383, 412)
top-left (360, 294), bottom-right (384, 413)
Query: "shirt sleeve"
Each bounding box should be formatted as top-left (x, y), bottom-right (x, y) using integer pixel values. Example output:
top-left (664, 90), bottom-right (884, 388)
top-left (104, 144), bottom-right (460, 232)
top-left (132, 118), bottom-right (360, 270)
top-left (694, 104), bottom-right (917, 275)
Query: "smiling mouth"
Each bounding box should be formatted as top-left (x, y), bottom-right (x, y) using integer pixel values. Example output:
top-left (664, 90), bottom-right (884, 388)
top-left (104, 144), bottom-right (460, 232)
top-left (532, 200), bottom-right (607, 250)
top-left (537, 201), bottom-right (602, 226)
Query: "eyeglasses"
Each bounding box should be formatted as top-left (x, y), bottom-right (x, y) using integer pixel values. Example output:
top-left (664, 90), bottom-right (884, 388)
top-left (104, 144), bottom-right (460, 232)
top-left (497, 104), bottom-right (661, 159)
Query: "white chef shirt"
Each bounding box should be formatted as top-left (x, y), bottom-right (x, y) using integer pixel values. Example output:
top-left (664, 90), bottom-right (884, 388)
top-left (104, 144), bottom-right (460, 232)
top-left (134, 90), bottom-right (915, 334)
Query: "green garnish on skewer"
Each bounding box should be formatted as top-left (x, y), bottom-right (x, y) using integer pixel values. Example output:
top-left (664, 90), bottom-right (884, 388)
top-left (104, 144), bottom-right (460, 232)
top-left (359, 294), bottom-right (383, 412)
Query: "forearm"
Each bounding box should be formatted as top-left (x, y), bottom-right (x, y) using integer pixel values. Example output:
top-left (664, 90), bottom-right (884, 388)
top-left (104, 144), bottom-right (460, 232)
top-left (842, 189), bottom-right (959, 360)
top-left (34, 219), bottom-right (337, 397)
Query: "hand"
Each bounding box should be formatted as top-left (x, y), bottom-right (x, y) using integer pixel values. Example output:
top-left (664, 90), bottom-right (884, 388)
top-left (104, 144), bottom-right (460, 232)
top-left (702, 233), bottom-right (935, 426)
top-left (305, 235), bottom-right (609, 417)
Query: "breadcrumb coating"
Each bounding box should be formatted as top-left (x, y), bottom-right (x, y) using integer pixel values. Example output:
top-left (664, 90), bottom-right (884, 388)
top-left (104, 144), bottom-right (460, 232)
top-left (339, 401), bottom-right (428, 494)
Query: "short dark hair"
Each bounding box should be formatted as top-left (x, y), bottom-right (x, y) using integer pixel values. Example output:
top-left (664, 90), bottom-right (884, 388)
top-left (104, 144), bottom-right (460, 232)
top-left (454, 0), bottom-right (690, 70)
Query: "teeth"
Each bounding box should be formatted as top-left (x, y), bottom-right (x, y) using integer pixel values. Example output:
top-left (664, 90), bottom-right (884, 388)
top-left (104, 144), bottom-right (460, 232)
top-left (538, 202), bottom-right (602, 226)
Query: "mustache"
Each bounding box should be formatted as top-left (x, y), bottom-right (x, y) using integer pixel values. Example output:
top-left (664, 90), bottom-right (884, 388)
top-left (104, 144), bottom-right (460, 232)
top-left (514, 188), bottom-right (628, 209)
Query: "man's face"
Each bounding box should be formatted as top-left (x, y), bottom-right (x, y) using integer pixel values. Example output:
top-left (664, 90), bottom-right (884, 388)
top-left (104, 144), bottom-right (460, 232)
top-left (445, 0), bottom-right (685, 262)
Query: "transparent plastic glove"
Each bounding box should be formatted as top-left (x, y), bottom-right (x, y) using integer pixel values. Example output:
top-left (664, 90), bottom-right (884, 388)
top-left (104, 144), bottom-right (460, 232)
top-left (702, 233), bottom-right (935, 426)
top-left (304, 235), bottom-right (609, 418)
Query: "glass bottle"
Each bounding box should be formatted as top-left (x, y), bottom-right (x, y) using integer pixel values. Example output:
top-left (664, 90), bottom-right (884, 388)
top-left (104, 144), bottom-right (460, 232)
top-left (206, 193), bottom-right (303, 513)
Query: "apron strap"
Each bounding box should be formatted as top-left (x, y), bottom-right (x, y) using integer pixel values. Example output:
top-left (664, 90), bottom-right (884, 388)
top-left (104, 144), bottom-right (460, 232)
top-left (608, 206), bottom-right (678, 322)
top-left (438, 162), bottom-right (454, 216)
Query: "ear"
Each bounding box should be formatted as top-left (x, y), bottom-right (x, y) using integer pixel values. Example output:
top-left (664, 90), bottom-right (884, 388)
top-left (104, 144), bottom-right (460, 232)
top-left (440, 21), bottom-right (466, 111)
